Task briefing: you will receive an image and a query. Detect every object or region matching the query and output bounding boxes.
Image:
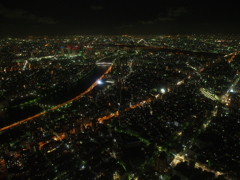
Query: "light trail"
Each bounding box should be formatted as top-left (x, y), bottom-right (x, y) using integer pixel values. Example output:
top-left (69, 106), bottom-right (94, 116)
top-left (0, 65), bottom-right (113, 132)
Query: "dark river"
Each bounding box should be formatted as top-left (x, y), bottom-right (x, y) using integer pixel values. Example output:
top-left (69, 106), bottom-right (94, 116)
top-left (0, 64), bottom-right (110, 128)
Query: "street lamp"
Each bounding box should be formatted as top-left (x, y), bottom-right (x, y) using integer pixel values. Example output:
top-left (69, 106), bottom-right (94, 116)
top-left (97, 80), bottom-right (103, 85)
top-left (160, 88), bottom-right (165, 94)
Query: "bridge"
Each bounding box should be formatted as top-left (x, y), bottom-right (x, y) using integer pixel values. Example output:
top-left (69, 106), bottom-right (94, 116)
top-left (96, 61), bottom-right (113, 65)
top-left (96, 57), bottom-right (115, 66)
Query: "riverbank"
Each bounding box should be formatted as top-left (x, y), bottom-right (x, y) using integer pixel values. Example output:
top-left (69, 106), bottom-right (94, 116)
top-left (0, 65), bottom-right (109, 128)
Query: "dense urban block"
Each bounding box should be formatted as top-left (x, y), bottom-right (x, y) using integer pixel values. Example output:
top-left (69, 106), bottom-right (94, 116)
top-left (0, 35), bottom-right (240, 180)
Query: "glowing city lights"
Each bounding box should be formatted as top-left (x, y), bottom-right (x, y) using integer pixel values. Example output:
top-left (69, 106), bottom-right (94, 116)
top-left (160, 88), bottom-right (166, 94)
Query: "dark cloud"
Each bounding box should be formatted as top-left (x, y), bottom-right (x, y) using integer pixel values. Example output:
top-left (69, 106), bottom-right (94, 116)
top-left (3, 9), bottom-right (27, 19)
top-left (168, 7), bottom-right (191, 18)
top-left (121, 6), bottom-right (190, 30)
top-left (0, 3), bottom-right (58, 24)
top-left (118, 24), bottom-right (135, 29)
top-left (90, 6), bottom-right (104, 10)
top-left (157, 17), bottom-right (174, 22)
top-left (139, 20), bottom-right (156, 25)
top-left (37, 17), bottom-right (58, 25)
top-left (1, 1), bottom-right (240, 36)
top-left (0, 3), bottom-right (8, 14)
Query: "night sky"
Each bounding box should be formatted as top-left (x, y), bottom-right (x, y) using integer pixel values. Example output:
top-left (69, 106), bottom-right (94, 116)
top-left (0, 0), bottom-right (239, 37)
